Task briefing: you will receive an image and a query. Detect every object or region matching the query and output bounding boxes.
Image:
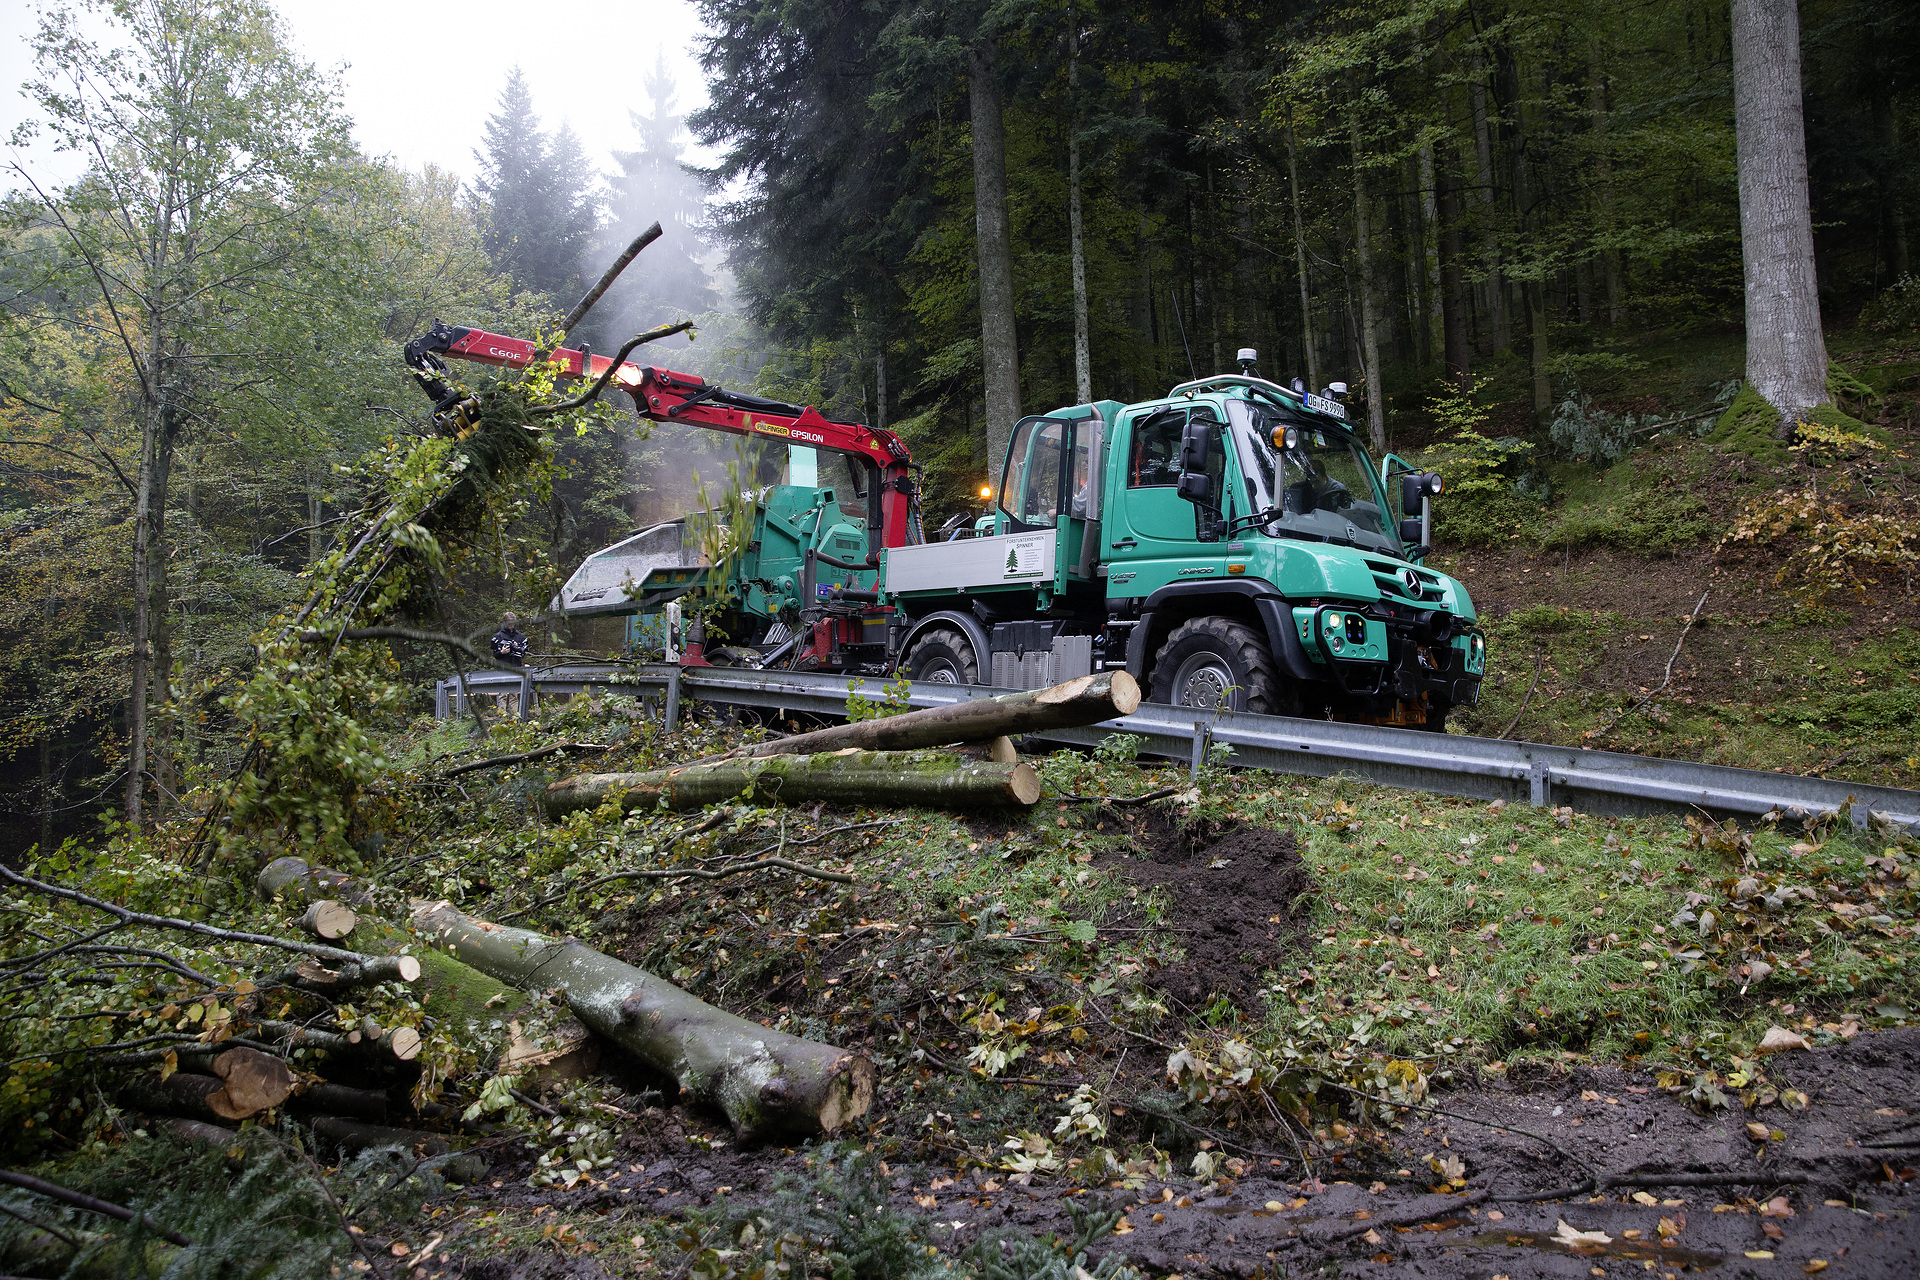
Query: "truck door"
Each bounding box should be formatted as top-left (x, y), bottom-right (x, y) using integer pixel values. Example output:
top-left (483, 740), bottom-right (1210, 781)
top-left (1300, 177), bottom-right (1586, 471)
top-left (1107, 407), bottom-right (1228, 596)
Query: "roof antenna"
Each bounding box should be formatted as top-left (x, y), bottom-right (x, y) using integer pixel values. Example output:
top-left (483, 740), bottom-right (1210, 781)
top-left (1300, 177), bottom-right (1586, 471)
top-left (1169, 289), bottom-right (1197, 380)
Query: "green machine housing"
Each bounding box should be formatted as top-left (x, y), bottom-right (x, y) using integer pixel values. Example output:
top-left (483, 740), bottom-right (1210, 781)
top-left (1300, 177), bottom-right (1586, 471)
top-left (878, 373), bottom-right (1485, 727)
top-left (552, 483), bottom-right (882, 663)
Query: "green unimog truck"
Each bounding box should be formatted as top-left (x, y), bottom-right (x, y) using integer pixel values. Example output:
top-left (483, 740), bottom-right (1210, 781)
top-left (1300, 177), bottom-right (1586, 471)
top-left (879, 363), bottom-right (1485, 728)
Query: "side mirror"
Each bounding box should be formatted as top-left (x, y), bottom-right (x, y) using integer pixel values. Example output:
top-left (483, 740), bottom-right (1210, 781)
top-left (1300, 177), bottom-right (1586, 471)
top-left (1176, 416), bottom-right (1215, 506)
top-left (1178, 417), bottom-right (1214, 473)
top-left (1399, 517), bottom-right (1424, 546)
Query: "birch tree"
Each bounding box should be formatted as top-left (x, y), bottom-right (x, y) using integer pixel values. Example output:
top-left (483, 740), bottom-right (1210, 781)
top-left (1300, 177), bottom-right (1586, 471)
top-left (12, 0), bottom-right (354, 824)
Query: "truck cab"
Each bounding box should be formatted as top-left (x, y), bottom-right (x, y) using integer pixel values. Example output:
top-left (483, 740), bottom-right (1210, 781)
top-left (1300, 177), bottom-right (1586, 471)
top-left (883, 372), bottom-right (1485, 728)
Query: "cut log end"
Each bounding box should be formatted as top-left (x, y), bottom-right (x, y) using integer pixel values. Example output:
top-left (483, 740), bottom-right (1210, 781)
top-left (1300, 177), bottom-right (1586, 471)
top-left (206, 1047), bottom-right (294, 1120)
top-left (386, 1025), bottom-right (423, 1061)
top-left (988, 735), bottom-right (1019, 763)
top-left (300, 899), bottom-right (358, 940)
top-left (1009, 762), bottom-right (1042, 806)
top-left (1108, 670), bottom-right (1142, 716)
top-left (394, 954), bottom-right (422, 983)
top-left (816, 1055), bottom-right (879, 1134)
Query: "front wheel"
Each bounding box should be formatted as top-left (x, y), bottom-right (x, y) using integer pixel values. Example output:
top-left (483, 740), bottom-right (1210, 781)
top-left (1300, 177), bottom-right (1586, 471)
top-left (904, 628), bottom-right (980, 685)
top-left (1148, 617), bottom-right (1290, 715)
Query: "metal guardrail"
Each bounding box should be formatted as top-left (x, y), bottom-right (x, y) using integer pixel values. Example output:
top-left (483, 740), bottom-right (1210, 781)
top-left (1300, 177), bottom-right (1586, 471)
top-left (435, 663), bottom-right (1920, 829)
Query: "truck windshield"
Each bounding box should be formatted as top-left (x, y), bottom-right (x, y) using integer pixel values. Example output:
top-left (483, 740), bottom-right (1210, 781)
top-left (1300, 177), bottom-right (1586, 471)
top-left (1224, 398), bottom-right (1396, 553)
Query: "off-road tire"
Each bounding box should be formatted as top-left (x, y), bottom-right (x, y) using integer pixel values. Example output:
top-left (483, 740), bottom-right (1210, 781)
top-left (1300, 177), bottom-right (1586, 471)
top-left (1148, 617), bottom-right (1288, 715)
top-left (905, 628), bottom-right (980, 685)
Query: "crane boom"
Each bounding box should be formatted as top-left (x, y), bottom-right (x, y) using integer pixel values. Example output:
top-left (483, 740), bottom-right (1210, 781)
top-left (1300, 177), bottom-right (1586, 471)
top-left (402, 321), bottom-right (917, 557)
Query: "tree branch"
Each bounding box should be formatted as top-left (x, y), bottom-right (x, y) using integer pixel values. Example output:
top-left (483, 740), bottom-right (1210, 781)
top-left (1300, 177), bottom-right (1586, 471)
top-left (0, 1169), bottom-right (193, 1247)
top-left (0, 865), bottom-right (368, 965)
top-left (441, 742), bottom-right (612, 778)
top-left (1585, 591), bottom-right (1709, 745)
top-left (527, 321), bottom-right (697, 417)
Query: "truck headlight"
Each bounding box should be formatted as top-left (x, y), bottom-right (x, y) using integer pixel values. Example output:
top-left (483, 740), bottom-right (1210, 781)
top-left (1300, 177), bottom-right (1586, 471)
top-left (1326, 612), bottom-right (1343, 631)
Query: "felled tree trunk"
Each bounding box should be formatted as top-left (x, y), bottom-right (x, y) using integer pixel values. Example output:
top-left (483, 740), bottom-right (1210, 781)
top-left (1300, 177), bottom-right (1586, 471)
top-left (258, 858), bottom-right (531, 1030)
top-left (544, 748), bottom-right (1041, 817)
top-left (710, 671), bottom-right (1141, 763)
top-left (410, 900), bottom-right (875, 1141)
top-left (122, 1048), bottom-right (293, 1122)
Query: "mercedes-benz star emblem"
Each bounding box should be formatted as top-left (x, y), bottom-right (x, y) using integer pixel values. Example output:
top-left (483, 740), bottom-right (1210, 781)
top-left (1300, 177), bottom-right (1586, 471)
top-left (1402, 568), bottom-right (1421, 594)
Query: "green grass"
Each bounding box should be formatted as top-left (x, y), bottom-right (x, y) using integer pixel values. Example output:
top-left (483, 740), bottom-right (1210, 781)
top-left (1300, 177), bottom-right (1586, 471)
top-left (1452, 609), bottom-right (1920, 786)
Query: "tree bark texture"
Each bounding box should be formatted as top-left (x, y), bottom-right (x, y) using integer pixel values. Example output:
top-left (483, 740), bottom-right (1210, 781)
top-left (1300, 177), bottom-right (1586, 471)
top-left (1732, 0), bottom-right (1830, 418)
top-left (409, 900), bottom-right (876, 1140)
top-left (970, 39), bottom-right (1022, 480)
top-left (707, 671), bottom-right (1140, 763)
top-left (544, 749), bottom-right (1043, 817)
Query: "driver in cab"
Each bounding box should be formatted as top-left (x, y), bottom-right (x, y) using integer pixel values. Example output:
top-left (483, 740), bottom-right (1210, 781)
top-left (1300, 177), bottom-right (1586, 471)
top-left (1283, 439), bottom-right (1350, 515)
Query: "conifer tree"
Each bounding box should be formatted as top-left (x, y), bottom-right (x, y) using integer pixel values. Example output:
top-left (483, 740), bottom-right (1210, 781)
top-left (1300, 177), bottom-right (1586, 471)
top-left (473, 68), bottom-right (599, 302)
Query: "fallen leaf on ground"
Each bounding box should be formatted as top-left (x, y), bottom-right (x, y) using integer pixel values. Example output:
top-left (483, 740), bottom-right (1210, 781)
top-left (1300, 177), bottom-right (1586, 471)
top-left (1554, 1220), bottom-right (1613, 1247)
top-left (1756, 1026), bottom-right (1812, 1055)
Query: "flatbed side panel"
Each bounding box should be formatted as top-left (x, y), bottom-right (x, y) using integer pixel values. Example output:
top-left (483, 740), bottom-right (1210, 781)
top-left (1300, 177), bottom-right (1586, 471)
top-left (885, 529), bottom-right (1058, 595)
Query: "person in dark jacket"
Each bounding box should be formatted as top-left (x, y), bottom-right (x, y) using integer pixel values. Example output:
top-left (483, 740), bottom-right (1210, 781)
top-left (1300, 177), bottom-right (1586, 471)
top-left (490, 612), bottom-right (528, 666)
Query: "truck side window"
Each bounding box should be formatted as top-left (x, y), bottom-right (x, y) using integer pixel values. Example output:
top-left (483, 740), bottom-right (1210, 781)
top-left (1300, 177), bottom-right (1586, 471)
top-left (1128, 411), bottom-right (1184, 487)
top-left (1000, 415), bottom-right (1069, 528)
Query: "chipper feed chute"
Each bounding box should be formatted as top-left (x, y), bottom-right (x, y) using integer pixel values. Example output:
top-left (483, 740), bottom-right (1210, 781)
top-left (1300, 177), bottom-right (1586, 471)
top-left (550, 521), bottom-right (713, 618)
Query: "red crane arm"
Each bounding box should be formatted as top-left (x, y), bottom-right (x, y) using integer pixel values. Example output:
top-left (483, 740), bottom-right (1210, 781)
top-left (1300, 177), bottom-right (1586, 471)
top-left (403, 322), bottom-right (916, 554)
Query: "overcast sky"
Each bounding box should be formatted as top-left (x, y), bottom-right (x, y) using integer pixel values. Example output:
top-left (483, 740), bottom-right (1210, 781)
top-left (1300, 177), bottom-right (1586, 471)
top-left (3, 0), bottom-right (719, 189)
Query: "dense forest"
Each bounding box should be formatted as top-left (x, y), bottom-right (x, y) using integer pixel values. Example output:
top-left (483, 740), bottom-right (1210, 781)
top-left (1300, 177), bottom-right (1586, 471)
top-left (1, 0), bottom-right (1916, 848)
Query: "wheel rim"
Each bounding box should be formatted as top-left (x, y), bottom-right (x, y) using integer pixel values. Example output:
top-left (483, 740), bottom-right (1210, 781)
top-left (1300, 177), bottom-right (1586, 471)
top-left (920, 659), bottom-right (961, 684)
top-left (1171, 653), bottom-right (1237, 710)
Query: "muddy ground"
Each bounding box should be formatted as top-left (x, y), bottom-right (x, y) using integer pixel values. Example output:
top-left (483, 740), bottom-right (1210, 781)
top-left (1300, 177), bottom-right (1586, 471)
top-left (425, 1026), bottom-right (1919, 1279)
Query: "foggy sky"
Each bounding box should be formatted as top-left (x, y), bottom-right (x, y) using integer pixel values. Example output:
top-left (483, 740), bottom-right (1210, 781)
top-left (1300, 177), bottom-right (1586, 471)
top-left (3, 0), bottom-right (717, 187)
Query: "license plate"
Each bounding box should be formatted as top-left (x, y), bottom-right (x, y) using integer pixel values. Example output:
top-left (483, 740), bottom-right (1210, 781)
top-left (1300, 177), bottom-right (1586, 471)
top-left (1304, 391), bottom-right (1347, 420)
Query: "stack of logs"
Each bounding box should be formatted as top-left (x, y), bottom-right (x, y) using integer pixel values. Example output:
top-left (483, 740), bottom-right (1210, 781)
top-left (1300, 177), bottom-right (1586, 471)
top-left (543, 670), bottom-right (1142, 815)
top-left (113, 671), bottom-right (1143, 1166)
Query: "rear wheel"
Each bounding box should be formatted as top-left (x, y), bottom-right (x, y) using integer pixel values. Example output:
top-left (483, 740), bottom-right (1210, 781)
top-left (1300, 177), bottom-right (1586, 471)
top-left (904, 628), bottom-right (980, 685)
top-left (1148, 617), bottom-right (1288, 715)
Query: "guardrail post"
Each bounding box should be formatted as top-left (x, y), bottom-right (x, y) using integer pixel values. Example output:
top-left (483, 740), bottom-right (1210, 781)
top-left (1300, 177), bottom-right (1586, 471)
top-left (435, 679), bottom-right (448, 721)
top-left (518, 671), bottom-right (535, 722)
top-left (1529, 757), bottom-right (1550, 808)
top-left (1190, 719), bottom-right (1213, 781)
top-left (664, 665), bottom-right (681, 732)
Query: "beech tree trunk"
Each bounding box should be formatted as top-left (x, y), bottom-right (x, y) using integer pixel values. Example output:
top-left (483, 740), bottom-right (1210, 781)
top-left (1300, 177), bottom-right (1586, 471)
top-left (710, 671), bottom-right (1140, 763)
top-left (409, 901), bottom-right (876, 1141)
top-left (970, 38), bottom-right (1022, 479)
top-left (1067, 10), bottom-right (1092, 405)
top-left (1352, 120), bottom-right (1388, 453)
top-left (1435, 161), bottom-right (1473, 392)
top-left (1285, 113), bottom-right (1319, 391)
top-left (1732, 0), bottom-right (1830, 420)
top-left (1469, 55), bottom-right (1509, 354)
top-left (544, 749), bottom-right (1043, 817)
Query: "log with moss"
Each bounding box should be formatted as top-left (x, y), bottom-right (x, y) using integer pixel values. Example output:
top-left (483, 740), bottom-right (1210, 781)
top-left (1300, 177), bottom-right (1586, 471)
top-left (709, 670), bottom-right (1142, 763)
top-left (409, 900), bottom-right (875, 1141)
top-left (257, 858), bottom-right (532, 1032)
top-left (543, 747), bottom-right (1041, 817)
